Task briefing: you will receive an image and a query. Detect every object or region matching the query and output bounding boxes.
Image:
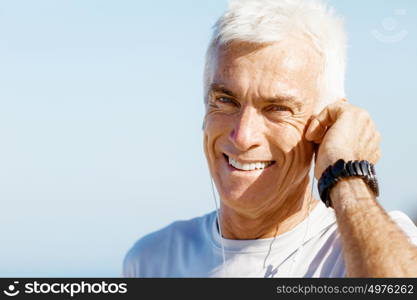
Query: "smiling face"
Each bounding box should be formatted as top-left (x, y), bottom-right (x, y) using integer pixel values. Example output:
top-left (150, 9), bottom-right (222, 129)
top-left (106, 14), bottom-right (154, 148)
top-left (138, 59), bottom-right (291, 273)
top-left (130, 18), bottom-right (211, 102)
top-left (203, 39), bottom-right (322, 218)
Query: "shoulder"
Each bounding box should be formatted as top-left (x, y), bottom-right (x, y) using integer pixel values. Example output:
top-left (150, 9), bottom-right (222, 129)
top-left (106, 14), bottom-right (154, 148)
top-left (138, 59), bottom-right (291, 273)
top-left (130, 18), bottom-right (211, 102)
top-left (388, 210), bottom-right (417, 244)
top-left (122, 211), bottom-right (216, 277)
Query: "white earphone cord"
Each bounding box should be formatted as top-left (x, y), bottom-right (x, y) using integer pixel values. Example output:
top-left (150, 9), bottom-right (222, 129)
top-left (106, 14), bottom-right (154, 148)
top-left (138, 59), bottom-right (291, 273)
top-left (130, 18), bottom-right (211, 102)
top-left (210, 177), bottom-right (227, 277)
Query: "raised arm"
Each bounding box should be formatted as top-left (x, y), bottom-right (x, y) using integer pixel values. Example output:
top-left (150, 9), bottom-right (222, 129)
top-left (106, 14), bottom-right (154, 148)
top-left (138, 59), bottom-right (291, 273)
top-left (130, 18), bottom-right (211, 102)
top-left (306, 99), bottom-right (417, 277)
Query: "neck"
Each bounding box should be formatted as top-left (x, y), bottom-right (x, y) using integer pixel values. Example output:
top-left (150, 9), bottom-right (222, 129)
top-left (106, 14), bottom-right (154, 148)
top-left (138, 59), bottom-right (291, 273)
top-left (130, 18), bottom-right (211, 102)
top-left (219, 178), bottom-right (319, 240)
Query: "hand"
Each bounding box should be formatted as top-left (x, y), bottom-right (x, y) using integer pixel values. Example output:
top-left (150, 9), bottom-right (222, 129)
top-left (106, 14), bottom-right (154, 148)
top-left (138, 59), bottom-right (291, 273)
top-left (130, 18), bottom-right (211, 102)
top-left (305, 99), bottom-right (381, 180)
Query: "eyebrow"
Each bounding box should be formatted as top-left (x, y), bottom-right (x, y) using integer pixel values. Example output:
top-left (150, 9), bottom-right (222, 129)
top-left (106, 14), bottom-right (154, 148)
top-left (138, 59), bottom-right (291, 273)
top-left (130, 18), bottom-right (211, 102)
top-left (209, 83), bottom-right (304, 111)
top-left (209, 83), bottom-right (237, 98)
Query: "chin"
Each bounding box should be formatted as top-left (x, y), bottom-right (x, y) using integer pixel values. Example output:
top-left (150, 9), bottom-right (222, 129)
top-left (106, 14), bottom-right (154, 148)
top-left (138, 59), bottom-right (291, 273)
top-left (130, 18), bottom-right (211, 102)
top-left (217, 183), bottom-right (273, 213)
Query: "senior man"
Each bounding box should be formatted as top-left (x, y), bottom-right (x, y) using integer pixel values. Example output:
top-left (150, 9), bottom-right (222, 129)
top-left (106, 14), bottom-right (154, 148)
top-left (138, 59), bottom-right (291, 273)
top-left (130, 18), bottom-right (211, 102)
top-left (123, 0), bottom-right (417, 277)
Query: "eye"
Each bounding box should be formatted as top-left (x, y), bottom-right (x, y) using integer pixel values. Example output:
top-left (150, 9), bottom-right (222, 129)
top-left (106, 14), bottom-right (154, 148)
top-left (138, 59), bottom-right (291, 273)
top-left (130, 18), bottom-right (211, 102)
top-left (208, 95), bottom-right (240, 114)
top-left (266, 105), bottom-right (292, 113)
top-left (217, 96), bottom-right (236, 105)
top-left (214, 96), bottom-right (240, 110)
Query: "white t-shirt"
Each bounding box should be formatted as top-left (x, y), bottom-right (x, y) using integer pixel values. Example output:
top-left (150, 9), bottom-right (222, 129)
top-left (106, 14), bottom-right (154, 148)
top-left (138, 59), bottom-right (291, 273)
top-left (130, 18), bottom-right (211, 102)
top-left (122, 201), bottom-right (417, 277)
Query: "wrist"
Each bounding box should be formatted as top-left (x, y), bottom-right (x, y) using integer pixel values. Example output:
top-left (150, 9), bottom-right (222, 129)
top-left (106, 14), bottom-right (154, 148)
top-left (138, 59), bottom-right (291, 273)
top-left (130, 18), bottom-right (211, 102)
top-left (318, 159), bottom-right (379, 208)
top-left (330, 177), bottom-right (377, 210)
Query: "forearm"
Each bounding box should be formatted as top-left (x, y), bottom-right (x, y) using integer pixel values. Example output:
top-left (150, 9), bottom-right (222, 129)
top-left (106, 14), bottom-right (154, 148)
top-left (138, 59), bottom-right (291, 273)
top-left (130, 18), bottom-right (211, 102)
top-left (330, 177), bottom-right (417, 277)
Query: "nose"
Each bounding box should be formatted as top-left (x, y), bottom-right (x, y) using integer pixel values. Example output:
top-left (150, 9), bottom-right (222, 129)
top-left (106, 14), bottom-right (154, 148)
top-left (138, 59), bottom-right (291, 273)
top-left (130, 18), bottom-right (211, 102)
top-left (229, 106), bottom-right (263, 152)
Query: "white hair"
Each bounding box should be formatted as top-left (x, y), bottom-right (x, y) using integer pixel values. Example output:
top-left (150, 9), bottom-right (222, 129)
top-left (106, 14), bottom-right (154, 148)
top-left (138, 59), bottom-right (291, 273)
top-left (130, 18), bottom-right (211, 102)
top-left (203, 0), bottom-right (347, 112)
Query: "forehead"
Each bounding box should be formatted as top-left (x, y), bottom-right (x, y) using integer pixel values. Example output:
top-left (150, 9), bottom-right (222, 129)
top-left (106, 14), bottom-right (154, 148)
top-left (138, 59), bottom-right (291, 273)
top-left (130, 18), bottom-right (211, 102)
top-left (212, 39), bottom-right (322, 101)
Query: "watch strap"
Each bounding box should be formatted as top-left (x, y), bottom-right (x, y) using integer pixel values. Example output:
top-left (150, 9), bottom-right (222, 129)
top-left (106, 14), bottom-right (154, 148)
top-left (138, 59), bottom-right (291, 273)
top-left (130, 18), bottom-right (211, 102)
top-left (318, 159), bottom-right (379, 208)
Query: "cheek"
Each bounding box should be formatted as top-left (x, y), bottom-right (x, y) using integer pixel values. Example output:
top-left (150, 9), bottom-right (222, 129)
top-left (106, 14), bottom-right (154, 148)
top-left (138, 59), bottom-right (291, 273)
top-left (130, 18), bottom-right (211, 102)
top-left (203, 113), bottom-right (231, 160)
top-left (204, 112), bottom-right (234, 141)
top-left (269, 119), bottom-right (306, 153)
top-left (270, 120), bottom-right (313, 169)
top-left (204, 113), bottom-right (230, 133)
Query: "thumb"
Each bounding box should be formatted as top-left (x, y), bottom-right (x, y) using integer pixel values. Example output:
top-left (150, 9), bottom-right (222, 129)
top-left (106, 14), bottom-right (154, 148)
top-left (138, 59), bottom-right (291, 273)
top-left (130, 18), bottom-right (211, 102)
top-left (305, 99), bottom-right (347, 143)
top-left (305, 117), bottom-right (327, 143)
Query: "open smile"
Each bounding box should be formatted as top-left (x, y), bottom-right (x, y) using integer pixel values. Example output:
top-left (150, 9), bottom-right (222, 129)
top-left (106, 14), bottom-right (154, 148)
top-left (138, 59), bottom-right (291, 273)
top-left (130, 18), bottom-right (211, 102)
top-left (223, 154), bottom-right (275, 171)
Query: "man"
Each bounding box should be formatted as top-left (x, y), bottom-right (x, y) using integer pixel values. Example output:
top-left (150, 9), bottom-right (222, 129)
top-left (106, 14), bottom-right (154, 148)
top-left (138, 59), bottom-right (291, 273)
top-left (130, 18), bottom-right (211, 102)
top-left (123, 0), bottom-right (417, 277)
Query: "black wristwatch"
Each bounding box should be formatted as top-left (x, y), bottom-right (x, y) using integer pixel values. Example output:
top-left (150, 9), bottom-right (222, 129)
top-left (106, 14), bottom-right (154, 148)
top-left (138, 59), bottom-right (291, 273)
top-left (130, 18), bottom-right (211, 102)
top-left (318, 159), bottom-right (379, 208)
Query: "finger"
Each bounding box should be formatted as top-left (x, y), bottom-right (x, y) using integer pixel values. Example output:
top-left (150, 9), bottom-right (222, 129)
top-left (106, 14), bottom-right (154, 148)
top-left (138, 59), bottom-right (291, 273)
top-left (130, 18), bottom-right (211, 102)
top-left (313, 99), bottom-right (347, 129)
top-left (305, 118), bottom-right (327, 143)
top-left (305, 99), bottom-right (347, 143)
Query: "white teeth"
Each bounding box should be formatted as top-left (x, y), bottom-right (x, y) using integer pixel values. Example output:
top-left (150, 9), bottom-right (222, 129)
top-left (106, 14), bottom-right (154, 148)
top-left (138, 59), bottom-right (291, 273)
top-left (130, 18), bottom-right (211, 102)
top-left (228, 156), bottom-right (272, 171)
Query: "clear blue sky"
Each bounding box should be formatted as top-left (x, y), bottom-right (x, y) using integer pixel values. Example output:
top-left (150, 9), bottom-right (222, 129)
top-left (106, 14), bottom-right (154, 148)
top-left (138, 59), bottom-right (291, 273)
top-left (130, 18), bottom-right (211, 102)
top-left (0, 0), bottom-right (416, 277)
